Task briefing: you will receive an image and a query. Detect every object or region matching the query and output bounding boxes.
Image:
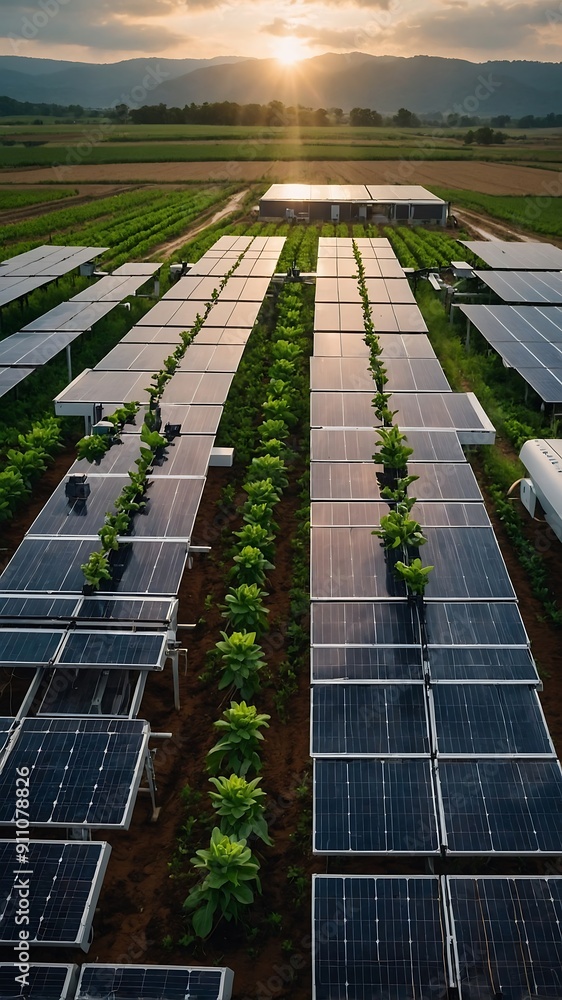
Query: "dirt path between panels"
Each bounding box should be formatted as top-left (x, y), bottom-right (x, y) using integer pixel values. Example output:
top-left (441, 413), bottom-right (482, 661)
top-left (148, 187), bottom-right (249, 257)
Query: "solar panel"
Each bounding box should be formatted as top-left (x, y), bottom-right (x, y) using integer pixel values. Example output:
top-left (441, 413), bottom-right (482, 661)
top-left (474, 269), bottom-right (562, 304)
top-left (112, 262), bottom-right (161, 276)
top-left (310, 358), bottom-right (451, 393)
top-left (428, 646), bottom-right (540, 684)
top-left (55, 630), bottom-right (167, 670)
top-left (311, 601), bottom-right (419, 645)
top-left (0, 275), bottom-right (54, 308)
top-left (313, 332), bottom-right (436, 359)
top-left (0, 718), bottom-right (149, 828)
top-left (0, 595), bottom-right (80, 621)
top-left (311, 684), bottom-right (429, 755)
top-left (127, 404), bottom-right (223, 435)
top-left (178, 344), bottom-right (245, 373)
top-left (0, 538), bottom-right (188, 596)
top-left (311, 645), bottom-right (424, 682)
top-left (0, 840), bottom-right (111, 947)
top-left (431, 685), bottom-right (553, 755)
top-left (0, 964), bottom-right (76, 999)
top-left (95, 342), bottom-right (171, 372)
top-left (160, 371), bottom-right (234, 405)
top-left (0, 367), bottom-right (35, 398)
top-left (425, 601), bottom-right (529, 646)
top-left (460, 240), bottom-right (562, 270)
top-left (0, 629), bottom-right (64, 666)
top-left (448, 876), bottom-right (562, 999)
top-left (313, 876), bottom-right (449, 1000)
top-left (0, 332), bottom-right (81, 367)
top-left (314, 759), bottom-right (439, 853)
top-left (438, 759), bottom-right (562, 853)
top-left (28, 476), bottom-right (126, 537)
top-left (311, 527), bottom-right (514, 600)
top-left (310, 429), bottom-right (466, 463)
top-left (310, 462), bottom-right (482, 501)
top-left (310, 390), bottom-right (491, 435)
top-left (311, 500), bottom-right (490, 528)
top-left (76, 965), bottom-right (233, 1000)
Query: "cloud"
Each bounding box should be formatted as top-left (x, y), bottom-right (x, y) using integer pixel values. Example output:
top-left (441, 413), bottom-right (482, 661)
top-left (401, 1), bottom-right (562, 52)
top-left (184, 0), bottom-right (396, 9)
top-left (1, 0), bottom-right (181, 52)
top-left (260, 15), bottom-right (391, 51)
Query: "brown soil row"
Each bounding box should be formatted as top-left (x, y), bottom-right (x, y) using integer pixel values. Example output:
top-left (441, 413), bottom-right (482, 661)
top-left (1, 160), bottom-right (559, 194)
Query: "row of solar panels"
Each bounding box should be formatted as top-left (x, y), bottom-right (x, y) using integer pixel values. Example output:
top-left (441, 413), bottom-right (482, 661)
top-left (309, 240), bottom-right (562, 861)
top-left (0, 963), bottom-right (233, 1000)
top-left (314, 875), bottom-right (562, 1000)
top-left (0, 250), bottom-right (161, 399)
top-left (0, 238), bottom-right (283, 968)
top-left (0, 245), bottom-right (109, 308)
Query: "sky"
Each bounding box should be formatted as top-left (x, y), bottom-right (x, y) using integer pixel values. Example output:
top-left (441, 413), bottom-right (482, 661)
top-left (1, 0), bottom-right (562, 64)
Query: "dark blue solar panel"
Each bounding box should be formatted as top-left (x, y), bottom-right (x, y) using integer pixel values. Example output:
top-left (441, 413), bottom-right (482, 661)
top-left (0, 841), bottom-right (109, 945)
top-left (425, 602), bottom-right (528, 646)
top-left (312, 685), bottom-right (429, 755)
top-left (0, 596), bottom-right (79, 620)
top-left (311, 602), bottom-right (418, 645)
top-left (312, 645), bottom-right (423, 682)
top-left (56, 631), bottom-right (166, 669)
top-left (0, 719), bottom-right (147, 827)
top-left (0, 964), bottom-right (75, 999)
top-left (314, 759), bottom-right (439, 853)
top-left (314, 876), bottom-right (448, 1000)
top-left (433, 686), bottom-right (553, 755)
top-left (0, 630), bottom-right (63, 665)
top-left (439, 760), bottom-right (562, 854)
top-left (78, 598), bottom-right (174, 623)
top-left (429, 646), bottom-right (539, 683)
top-left (449, 877), bottom-right (562, 1000)
top-left (77, 965), bottom-right (227, 1000)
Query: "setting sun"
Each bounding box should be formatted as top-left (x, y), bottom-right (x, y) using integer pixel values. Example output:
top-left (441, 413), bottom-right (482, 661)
top-left (274, 36), bottom-right (308, 65)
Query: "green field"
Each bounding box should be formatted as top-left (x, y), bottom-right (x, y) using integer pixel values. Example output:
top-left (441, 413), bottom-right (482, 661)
top-left (0, 187), bottom-right (77, 209)
top-left (430, 186), bottom-right (562, 237)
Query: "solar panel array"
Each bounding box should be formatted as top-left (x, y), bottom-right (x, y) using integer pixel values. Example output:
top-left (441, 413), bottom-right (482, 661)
top-left (461, 304), bottom-right (562, 403)
top-left (0, 254), bottom-right (160, 399)
top-left (0, 246), bottom-right (108, 310)
top-left (0, 964), bottom-right (234, 999)
top-left (313, 875), bottom-right (562, 1000)
top-left (310, 238), bottom-right (561, 858)
top-left (0, 236), bottom-right (282, 968)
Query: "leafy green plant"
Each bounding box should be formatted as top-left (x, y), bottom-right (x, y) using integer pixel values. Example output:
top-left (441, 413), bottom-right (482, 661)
top-left (230, 545), bottom-right (274, 588)
top-left (208, 774), bottom-right (272, 845)
top-left (215, 630), bottom-right (265, 699)
top-left (183, 827), bottom-right (261, 938)
top-left (243, 479), bottom-right (280, 510)
top-left (206, 701), bottom-right (270, 777)
top-left (76, 434), bottom-right (111, 462)
top-left (380, 474), bottom-right (420, 504)
top-left (222, 584), bottom-right (270, 634)
top-left (394, 557), bottom-right (434, 595)
top-left (373, 425), bottom-right (414, 469)
top-left (233, 523), bottom-right (276, 562)
top-left (80, 550), bottom-right (112, 590)
top-left (373, 510), bottom-right (426, 549)
top-left (245, 455), bottom-right (288, 491)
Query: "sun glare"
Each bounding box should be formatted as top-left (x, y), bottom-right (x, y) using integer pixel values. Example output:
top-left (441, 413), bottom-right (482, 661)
top-left (275, 37), bottom-right (306, 65)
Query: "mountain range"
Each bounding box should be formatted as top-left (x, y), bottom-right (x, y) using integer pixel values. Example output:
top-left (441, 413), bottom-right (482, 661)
top-left (1, 53), bottom-right (561, 116)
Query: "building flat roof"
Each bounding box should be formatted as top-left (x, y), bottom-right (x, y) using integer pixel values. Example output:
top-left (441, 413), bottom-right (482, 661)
top-left (260, 184), bottom-right (446, 204)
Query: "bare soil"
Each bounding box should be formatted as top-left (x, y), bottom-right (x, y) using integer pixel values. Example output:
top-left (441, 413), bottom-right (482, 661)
top-left (1, 160), bottom-right (559, 194)
top-left (149, 188), bottom-right (249, 257)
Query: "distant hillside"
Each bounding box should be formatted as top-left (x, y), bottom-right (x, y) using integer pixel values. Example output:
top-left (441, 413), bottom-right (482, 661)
top-left (2, 53), bottom-right (562, 116)
top-left (151, 53), bottom-right (562, 118)
top-left (0, 55), bottom-right (246, 107)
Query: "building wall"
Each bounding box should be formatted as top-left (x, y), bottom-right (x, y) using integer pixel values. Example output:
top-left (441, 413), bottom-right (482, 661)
top-left (259, 198), bottom-right (447, 225)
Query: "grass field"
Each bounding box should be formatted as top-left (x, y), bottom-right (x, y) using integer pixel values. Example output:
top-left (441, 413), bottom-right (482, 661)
top-left (430, 187), bottom-right (562, 237)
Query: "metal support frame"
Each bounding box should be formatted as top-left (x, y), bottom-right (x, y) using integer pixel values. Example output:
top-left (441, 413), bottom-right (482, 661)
top-left (66, 344), bottom-right (73, 383)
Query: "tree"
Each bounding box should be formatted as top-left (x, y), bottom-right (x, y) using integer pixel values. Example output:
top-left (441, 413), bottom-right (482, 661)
top-left (393, 107), bottom-right (420, 128)
top-left (463, 130), bottom-right (475, 145)
top-left (491, 114), bottom-right (510, 128)
top-left (110, 102), bottom-right (130, 123)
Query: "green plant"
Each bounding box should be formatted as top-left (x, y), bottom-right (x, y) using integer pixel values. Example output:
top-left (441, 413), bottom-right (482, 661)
top-left (394, 557), bottom-right (434, 595)
top-left (266, 912), bottom-right (283, 931)
top-left (245, 455), bottom-right (288, 491)
top-left (233, 523), bottom-right (276, 562)
top-left (373, 425), bottom-right (414, 469)
top-left (243, 479), bottom-right (280, 510)
top-left (230, 546), bottom-right (275, 589)
top-left (183, 827), bottom-right (261, 938)
top-left (373, 510), bottom-right (426, 549)
top-left (76, 434), bottom-right (111, 462)
top-left (222, 584), bottom-right (270, 634)
top-left (206, 701), bottom-right (270, 777)
top-left (215, 630), bottom-right (265, 699)
top-left (208, 774), bottom-right (272, 845)
top-left (80, 550), bottom-right (112, 589)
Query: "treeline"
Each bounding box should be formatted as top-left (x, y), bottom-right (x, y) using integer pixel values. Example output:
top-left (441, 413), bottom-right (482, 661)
top-left (0, 95), bottom-right (86, 118)
top-left (128, 101), bottom-right (334, 126)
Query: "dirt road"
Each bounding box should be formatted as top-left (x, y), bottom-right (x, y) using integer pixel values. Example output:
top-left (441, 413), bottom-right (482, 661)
top-left (148, 187), bottom-right (249, 258)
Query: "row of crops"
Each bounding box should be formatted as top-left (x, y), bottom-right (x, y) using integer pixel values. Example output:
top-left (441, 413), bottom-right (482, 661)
top-left (0, 185), bottom-right (238, 268)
